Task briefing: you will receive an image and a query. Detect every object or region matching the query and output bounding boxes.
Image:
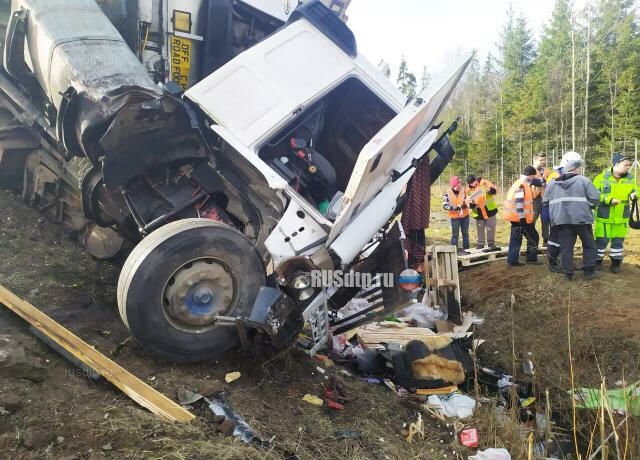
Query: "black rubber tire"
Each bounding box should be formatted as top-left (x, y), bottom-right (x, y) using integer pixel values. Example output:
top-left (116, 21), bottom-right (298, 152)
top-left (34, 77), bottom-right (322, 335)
top-left (117, 219), bottom-right (265, 362)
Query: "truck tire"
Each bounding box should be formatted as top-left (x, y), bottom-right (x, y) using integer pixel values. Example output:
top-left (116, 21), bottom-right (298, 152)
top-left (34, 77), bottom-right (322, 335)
top-left (117, 218), bottom-right (265, 362)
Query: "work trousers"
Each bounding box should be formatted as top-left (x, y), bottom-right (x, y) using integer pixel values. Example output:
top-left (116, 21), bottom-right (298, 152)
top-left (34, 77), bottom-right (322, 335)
top-left (595, 222), bottom-right (626, 263)
top-left (450, 215), bottom-right (470, 249)
top-left (557, 224), bottom-right (597, 274)
top-left (475, 215), bottom-right (496, 247)
top-left (547, 225), bottom-right (561, 268)
top-left (533, 197), bottom-right (550, 243)
top-left (507, 221), bottom-right (539, 265)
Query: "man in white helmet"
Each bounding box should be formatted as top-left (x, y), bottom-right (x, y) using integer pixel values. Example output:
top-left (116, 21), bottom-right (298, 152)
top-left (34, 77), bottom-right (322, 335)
top-left (542, 152), bottom-right (575, 271)
top-left (543, 152), bottom-right (600, 279)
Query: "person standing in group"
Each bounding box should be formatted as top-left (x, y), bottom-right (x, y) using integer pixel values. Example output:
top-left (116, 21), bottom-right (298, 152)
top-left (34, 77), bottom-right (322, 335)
top-left (465, 174), bottom-right (499, 252)
top-left (543, 154), bottom-right (600, 280)
top-left (504, 166), bottom-right (540, 266)
top-left (442, 176), bottom-right (470, 255)
top-left (543, 151), bottom-right (580, 272)
top-left (531, 153), bottom-right (552, 245)
top-left (592, 153), bottom-right (638, 273)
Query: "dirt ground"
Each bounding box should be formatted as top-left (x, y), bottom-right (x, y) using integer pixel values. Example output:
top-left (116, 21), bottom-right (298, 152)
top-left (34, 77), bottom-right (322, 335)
top-left (0, 189), bottom-right (471, 460)
top-left (2, 187), bottom-right (639, 459)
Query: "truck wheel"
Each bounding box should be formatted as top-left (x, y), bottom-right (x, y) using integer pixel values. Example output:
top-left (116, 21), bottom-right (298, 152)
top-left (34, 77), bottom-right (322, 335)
top-left (117, 218), bottom-right (265, 362)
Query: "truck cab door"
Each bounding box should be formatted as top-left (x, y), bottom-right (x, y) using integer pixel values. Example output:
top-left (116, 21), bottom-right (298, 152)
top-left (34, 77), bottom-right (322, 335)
top-left (327, 53), bottom-right (474, 250)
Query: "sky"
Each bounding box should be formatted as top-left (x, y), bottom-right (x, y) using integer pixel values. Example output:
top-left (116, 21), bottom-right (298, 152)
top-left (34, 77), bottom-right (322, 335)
top-left (347, 0), bottom-right (559, 81)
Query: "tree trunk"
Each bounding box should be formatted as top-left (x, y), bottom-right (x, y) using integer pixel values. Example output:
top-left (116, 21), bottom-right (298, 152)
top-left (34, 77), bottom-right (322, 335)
top-left (583, 0), bottom-right (591, 169)
top-left (570, 0), bottom-right (576, 152)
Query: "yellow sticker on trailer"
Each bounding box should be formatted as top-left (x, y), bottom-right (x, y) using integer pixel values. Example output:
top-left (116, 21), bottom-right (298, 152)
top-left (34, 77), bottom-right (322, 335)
top-left (170, 35), bottom-right (192, 89)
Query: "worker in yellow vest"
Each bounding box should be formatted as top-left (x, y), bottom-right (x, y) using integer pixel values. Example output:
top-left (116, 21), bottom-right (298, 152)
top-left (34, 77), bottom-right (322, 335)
top-left (465, 174), bottom-right (499, 252)
top-left (593, 153), bottom-right (638, 273)
top-left (504, 166), bottom-right (540, 266)
top-left (531, 153), bottom-right (553, 245)
top-left (442, 176), bottom-right (470, 255)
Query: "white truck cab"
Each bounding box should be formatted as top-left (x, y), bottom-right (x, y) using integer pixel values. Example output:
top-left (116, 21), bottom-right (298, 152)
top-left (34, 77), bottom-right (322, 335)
top-left (0, 0), bottom-right (471, 361)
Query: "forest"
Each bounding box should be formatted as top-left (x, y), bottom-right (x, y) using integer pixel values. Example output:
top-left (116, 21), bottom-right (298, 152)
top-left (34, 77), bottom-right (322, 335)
top-left (397, 0), bottom-right (640, 184)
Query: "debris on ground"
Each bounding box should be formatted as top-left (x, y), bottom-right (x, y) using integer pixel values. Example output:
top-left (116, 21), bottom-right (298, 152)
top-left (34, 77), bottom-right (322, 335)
top-left (571, 380), bottom-right (640, 416)
top-left (469, 447), bottom-right (511, 460)
top-left (206, 395), bottom-right (262, 444)
top-left (459, 427), bottom-right (479, 448)
top-left (302, 394), bottom-right (324, 406)
top-left (224, 371), bottom-right (241, 383)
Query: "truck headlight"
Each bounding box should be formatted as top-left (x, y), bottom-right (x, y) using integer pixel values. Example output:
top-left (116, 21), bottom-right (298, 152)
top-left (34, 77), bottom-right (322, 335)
top-left (292, 273), bottom-right (311, 290)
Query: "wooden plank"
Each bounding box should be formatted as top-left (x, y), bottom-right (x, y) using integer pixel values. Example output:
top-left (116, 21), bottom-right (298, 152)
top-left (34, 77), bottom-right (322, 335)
top-left (0, 284), bottom-right (195, 423)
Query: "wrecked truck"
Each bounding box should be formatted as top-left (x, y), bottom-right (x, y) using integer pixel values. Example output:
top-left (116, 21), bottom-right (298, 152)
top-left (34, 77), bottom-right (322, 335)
top-left (0, 0), bottom-right (471, 362)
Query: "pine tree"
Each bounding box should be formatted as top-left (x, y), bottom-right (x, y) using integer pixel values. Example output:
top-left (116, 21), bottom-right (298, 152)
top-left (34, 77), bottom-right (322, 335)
top-left (397, 56), bottom-right (417, 97)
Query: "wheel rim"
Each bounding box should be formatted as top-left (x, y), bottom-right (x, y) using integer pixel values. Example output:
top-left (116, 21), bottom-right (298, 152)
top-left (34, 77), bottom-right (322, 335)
top-left (162, 258), bottom-right (236, 333)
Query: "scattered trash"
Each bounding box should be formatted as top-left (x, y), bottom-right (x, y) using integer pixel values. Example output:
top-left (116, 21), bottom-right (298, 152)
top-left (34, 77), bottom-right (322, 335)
top-left (325, 399), bottom-right (344, 410)
top-left (520, 396), bottom-right (536, 408)
top-left (315, 366), bottom-right (326, 374)
top-left (102, 443), bottom-right (113, 451)
top-left (399, 303), bottom-right (447, 328)
top-left (206, 395), bottom-right (262, 444)
top-left (522, 359), bottom-right (534, 376)
top-left (0, 406), bottom-right (9, 415)
top-left (459, 428), bottom-right (479, 448)
top-left (302, 394), bottom-right (324, 406)
top-left (404, 413), bottom-right (425, 444)
top-left (426, 392), bottom-right (476, 419)
top-left (416, 385), bottom-right (458, 396)
top-left (177, 387), bottom-right (203, 405)
top-left (225, 371), bottom-right (241, 383)
top-left (571, 381), bottom-right (640, 416)
top-left (469, 448), bottom-right (511, 460)
top-left (335, 429), bottom-right (361, 440)
top-left (56, 436), bottom-right (64, 444)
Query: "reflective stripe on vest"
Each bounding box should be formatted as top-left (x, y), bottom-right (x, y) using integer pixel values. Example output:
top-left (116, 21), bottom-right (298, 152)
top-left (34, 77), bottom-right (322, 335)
top-left (504, 179), bottom-right (534, 223)
top-left (447, 188), bottom-right (470, 219)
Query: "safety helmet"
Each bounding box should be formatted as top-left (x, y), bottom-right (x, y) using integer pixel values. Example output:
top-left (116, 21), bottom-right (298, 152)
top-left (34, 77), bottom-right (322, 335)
top-left (559, 151), bottom-right (582, 168)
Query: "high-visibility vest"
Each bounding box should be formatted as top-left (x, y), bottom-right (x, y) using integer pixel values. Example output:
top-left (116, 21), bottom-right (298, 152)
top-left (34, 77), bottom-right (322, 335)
top-left (504, 179), bottom-right (534, 223)
top-left (531, 167), bottom-right (551, 199)
top-left (468, 178), bottom-right (498, 219)
top-left (546, 169), bottom-right (560, 182)
top-left (593, 168), bottom-right (637, 224)
top-left (447, 188), bottom-right (470, 219)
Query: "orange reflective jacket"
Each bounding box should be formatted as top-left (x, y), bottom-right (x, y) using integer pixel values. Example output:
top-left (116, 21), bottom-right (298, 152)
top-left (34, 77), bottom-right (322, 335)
top-left (504, 179), bottom-right (534, 223)
top-left (447, 188), bottom-right (470, 219)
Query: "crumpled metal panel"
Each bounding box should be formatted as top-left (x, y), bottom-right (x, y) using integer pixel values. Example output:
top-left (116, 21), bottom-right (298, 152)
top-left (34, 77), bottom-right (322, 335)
top-left (13, 0), bottom-right (160, 160)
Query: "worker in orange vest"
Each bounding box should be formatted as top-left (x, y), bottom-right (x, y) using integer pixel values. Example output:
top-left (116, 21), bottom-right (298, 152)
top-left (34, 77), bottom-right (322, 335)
top-left (442, 176), bottom-right (470, 255)
top-left (504, 166), bottom-right (542, 266)
top-left (465, 174), bottom-right (500, 252)
top-left (531, 153), bottom-right (553, 245)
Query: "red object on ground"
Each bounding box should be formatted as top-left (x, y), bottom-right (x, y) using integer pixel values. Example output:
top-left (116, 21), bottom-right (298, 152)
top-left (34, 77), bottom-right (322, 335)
top-left (324, 398), bottom-right (344, 410)
top-left (459, 428), bottom-right (479, 448)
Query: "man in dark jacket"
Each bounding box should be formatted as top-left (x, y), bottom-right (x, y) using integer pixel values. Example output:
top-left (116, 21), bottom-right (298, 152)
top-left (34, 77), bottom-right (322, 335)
top-left (543, 155), bottom-right (600, 280)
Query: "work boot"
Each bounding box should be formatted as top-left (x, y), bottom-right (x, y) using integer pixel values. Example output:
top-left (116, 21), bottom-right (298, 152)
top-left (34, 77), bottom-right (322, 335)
top-left (595, 260), bottom-right (603, 271)
top-left (611, 259), bottom-right (622, 274)
top-left (549, 264), bottom-right (562, 273)
top-left (565, 273), bottom-right (574, 281)
top-left (483, 245), bottom-right (501, 252)
top-left (475, 244), bottom-right (485, 250)
top-left (508, 261), bottom-right (524, 267)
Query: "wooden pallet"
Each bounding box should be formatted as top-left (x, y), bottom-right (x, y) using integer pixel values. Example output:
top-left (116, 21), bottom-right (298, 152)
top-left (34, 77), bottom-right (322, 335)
top-left (457, 246), bottom-right (547, 267)
top-left (424, 245), bottom-right (462, 321)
